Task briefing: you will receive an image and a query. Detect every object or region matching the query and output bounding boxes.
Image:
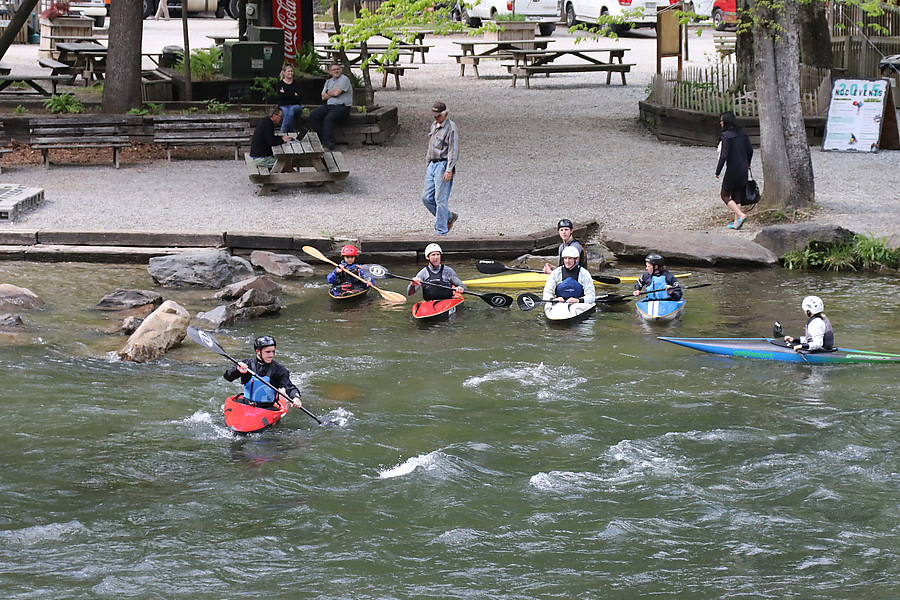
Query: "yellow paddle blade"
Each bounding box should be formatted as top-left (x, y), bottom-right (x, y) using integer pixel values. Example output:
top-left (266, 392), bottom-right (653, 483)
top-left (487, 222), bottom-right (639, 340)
top-left (303, 245), bottom-right (405, 304)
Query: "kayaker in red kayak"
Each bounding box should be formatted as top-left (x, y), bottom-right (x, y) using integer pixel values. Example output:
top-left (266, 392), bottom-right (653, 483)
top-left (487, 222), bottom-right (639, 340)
top-left (632, 253), bottom-right (683, 301)
top-left (223, 336), bottom-right (302, 408)
top-left (542, 219), bottom-right (589, 274)
top-left (784, 296), bottom-right (835, 352)
top-left (407, 243), bottom-right (466, 300)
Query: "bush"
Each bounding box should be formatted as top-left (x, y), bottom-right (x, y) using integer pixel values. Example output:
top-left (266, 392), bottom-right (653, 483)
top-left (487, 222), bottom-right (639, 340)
top-left (782, 234), bottom-right (899, 271)
top-left (175, 46), bottom-right (223, 81)
top-left (43, 94), bottom-right (84, 114)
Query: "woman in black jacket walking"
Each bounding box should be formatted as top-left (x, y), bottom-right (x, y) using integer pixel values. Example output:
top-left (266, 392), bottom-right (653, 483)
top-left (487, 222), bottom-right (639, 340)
top-left (715, 111), bottom-right (753, 230)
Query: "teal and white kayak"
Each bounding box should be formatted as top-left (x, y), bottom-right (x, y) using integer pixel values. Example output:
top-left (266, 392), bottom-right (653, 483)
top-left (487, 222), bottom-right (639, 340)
top-left (636, 299), bottom-right (686, 322)
top-left (660, 337), bottom-right (900, 364)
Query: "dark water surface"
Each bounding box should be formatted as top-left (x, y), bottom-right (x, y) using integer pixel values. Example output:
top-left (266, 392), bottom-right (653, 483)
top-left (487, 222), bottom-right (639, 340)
top-left (1, 262), bottom-right (898, 599)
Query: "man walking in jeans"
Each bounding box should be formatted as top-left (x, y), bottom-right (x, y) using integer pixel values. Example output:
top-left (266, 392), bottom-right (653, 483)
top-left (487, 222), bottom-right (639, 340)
top-left (422, 101), bottom-right (459, 236)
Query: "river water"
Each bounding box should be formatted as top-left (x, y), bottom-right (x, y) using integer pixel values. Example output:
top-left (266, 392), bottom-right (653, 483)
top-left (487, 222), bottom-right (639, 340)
top-left (1, 261), bottom-right (898, 599)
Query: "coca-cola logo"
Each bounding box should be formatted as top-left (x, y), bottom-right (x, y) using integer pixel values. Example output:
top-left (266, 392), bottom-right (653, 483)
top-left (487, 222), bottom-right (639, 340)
top-left (273, 0), bottom-right (300, 58)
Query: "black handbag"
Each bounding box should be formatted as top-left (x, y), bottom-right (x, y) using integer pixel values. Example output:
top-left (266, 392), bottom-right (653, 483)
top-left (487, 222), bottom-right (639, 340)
top-left (743, 168), bottom-right (760, 205)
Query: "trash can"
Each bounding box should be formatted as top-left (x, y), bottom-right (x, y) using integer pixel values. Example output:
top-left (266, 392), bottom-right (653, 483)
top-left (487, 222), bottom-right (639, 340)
top-left (160, 45), bottom-right (184, 68)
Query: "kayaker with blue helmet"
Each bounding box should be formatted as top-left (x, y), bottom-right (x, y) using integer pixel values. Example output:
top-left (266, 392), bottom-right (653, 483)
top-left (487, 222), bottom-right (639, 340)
top-left (543, 218), bottom-right (589, 274)
top-left (633, 253), bottom-right (682, 300)
top-left (326, 244), bottom-right (373, 296)
top-left (407, 243), bottom-right (466, 300)
top-left (784, 296), bottom-right (834, 352)
top-left (543, 245), bottom-right (596, 304)
top-left (223, 336), bottom-right (302, 407)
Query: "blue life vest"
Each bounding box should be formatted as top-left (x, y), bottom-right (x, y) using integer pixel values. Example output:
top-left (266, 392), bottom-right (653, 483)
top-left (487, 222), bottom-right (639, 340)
top-left (555, 266), bottom-right (584, 300)
top-left (243, 374), bottom-right (276, 405)
top-left (647, 274), bottom-right (670, 300)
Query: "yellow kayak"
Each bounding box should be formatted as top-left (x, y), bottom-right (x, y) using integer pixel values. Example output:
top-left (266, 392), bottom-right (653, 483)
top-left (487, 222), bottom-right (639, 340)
top-left (462, 272), bottom-right (692, 290)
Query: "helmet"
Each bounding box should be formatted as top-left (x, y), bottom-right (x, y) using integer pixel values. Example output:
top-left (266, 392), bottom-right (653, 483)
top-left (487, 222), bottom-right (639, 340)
top-left (557, 219), bottom-right (574, 229)
top-left (801, 295), bottom-right (824, 315)
top-left (424, 243), bottom-right (442, 256)
top-left (645, 253), bottom-right (665, 267)
top-left (254, 335), bottom-right (276, 351)
top-left (561, 246), bottom-right (580, 259)
top-left (340, 244), bottom-right (358, 257)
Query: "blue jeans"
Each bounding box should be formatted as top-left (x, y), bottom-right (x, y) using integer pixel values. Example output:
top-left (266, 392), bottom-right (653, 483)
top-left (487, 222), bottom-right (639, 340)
top-left (280, 105), bottom-right (302, 133)
top-left (421, 160), bottom-right (454, 235)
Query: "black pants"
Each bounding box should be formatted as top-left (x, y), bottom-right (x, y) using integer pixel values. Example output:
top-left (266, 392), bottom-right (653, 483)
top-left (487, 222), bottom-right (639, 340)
top-left (309, 104), bottom-right (350, 149)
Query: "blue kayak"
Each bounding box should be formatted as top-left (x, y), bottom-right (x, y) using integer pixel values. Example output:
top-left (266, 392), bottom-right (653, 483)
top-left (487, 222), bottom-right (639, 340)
top-left (636, 299), bottom-right (686, 322)
top-left (659, 337), bottom-right (900, 364)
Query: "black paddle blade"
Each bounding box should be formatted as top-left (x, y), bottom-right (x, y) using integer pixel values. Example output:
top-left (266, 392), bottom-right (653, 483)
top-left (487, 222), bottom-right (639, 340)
top-left (186, 326), bottom-right (229, 357)
top-left (516, 292), bottom-right (542, 311)
top-left (592, 275), bottom-right (621, 285)
top-left (481, 292), bottom-right (513, 308)
top-left (360, 264), bottom-right (389, 279)
top-left (595, 293), bottom-right (631, 305)
top-left (475, 259), bottom-right (509, 274)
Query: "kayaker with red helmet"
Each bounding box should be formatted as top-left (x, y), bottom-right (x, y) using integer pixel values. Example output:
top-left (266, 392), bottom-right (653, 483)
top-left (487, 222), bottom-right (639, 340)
top-left (784, 296), bottom-right (834, 352)
top-left (542, 219), bottom-right (589, 274)
top-left (543, 245), bottom-right (596, 305)
top-left (223, 335), bottom-right (302, 408)
top-left (326, 244), bottom-right (373, 296)
top-left (407, 243), bottom-right (466, 300)
top-left (633, 253), bottom-right (682, 300)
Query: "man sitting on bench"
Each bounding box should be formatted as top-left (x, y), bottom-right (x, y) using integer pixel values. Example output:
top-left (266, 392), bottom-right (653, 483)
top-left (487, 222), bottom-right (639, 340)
top-left (249, 107), bottom-right (291, 172)
top-left (309, 64), bottom-right (352, 152)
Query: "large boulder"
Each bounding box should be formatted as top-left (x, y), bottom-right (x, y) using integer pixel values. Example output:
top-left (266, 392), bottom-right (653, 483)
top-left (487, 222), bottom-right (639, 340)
top-left (194, 305), bottom-right (235, 330)
top-left (250, 250), bottom-right (315, 278)
top-left (96, 289), bottom-right (163, 310)
top-left (148, 250), bottom-right (253, 288)
top-left (118, 300), bottom-right (190, 363)
top-left (753, 223), bottom-right (856, 257)
top-left (601, 229), bottom-right (779, 266)
top-left (0, 283), bottom-right (44, 311)
top-left (233, 304), bottom-right (281, 321)
top-left (214, 275), bottom-right (282, 301)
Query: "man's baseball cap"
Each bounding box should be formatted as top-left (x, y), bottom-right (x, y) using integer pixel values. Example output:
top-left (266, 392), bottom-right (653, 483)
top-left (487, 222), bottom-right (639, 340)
top-left (431, 101), bottom-right (447, 113)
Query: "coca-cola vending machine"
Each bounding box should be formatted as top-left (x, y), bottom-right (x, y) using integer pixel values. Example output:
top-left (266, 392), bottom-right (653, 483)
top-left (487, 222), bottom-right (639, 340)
top-left (271, 0), bottom-right (314, 63)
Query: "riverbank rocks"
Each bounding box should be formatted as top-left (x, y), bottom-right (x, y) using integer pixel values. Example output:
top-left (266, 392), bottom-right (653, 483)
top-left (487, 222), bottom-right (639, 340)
top-left (214, 275), bottom-right (283, 300)
top-left (250, 250), bottom-right (315, 278)
top-left (0, 313), bottom-right (25, 330)
top-left (118, 300), bottom-right (190, 363)
top-left (753, 223), bottom-right (855, 257)
top-left (95, 289), bottom-right (164, 310)
top-left (195, 304), bottom-right (235, 330)
top-left (602, 229), bottom-right (779, 266)
top-left (148, 250), bottom-right (254, 288)
top-left (0, 283), bottom-right (44, 311)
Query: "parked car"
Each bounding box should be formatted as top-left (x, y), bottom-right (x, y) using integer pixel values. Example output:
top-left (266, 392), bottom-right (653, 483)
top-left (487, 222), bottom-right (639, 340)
top-left (711, 0), bottom-right (736, 30)
top-left (563, 0), bottom-right (679, 32)
top-left (70, 0), bottom-right (107, 27)
top-left (142, 0), bottom-right (241, 20)
top-left (453, 0), bottom-right (561, 36)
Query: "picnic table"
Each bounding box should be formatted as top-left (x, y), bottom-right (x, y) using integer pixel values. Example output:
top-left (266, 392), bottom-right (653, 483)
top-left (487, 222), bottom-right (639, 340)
top-left (0, 74), bottom-right (69, 96)
top-left (324, 29), bottom-right (433, 63)
top-left (450, 39), bottom-right (553, 78)
top-left (504, 47), bottom-right (634, 88)
top-left (56, 41), bottom-right (107, 85)
top-left (316, 43), bottom-right (420, 89)
top-left (246, 131), bottom-right (349, 195)
top-left (206, 34), bottom-right (240, 45)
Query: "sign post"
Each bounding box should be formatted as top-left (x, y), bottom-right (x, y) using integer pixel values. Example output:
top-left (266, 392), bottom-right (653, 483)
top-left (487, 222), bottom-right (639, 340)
top-left (823, 78), bottom-right (900, 152)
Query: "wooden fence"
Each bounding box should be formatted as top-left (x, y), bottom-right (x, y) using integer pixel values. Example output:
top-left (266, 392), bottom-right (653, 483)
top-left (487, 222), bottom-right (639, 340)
top-left (830, 1), bottom-right (900, 38)
top-left (646, 64), bottom-right (832, 117)
top-left (832, 35), bottom-right (900, 78)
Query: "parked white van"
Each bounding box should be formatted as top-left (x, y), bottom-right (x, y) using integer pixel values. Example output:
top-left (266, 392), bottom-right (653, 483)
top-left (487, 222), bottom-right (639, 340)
top-left (562, 0), bottom-right (671, 31)
top-left (455, 0), bottom-right (562, 36)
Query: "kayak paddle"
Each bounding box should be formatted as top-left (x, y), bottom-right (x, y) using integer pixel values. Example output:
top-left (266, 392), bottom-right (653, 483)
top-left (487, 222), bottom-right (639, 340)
top-left (594, 282), bottom-right (713, 305)
top-left (368, 266), bottom-right (513, 308)
top-left (302, 246), bottom-right (406, 304)
top-left (475, 259), bottom-right (621, 285)
top-left (186, 326), bottom-right (324, 425)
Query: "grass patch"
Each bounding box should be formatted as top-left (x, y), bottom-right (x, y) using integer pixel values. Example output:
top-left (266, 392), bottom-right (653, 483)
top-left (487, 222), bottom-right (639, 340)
top-left (782, 234), bottom-right (899, 272)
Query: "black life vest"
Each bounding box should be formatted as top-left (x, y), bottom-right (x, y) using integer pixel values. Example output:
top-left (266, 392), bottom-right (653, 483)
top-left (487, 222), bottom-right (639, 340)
top-left (422, 265), bottom-right (454, 301)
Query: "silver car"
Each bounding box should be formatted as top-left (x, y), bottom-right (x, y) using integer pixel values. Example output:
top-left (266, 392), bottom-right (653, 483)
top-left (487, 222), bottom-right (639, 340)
top-left (69, 0), bottom-right (107, 28)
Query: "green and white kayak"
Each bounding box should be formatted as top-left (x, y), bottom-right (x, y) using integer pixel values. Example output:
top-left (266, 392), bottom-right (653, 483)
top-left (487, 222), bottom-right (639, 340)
top-left (463, 272), bottom-right (692, 290)
top-left (660, 337), bottom-right (900, 364)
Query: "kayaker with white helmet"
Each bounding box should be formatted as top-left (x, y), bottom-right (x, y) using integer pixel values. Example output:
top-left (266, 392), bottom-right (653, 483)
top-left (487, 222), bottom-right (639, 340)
top-left (784, 296), bottom-right (834, 352)
top-left (408, 243), bottom-right (466, 300)
top-left (542, 218), bottom-right (589, 274)
top-left (543, 245), bottom-right (596, 305)
top-left (633, 253), bottom-right (682, 300)
top-left (223, 335), bottom-right (302, 408)
top-left (326, 244), bottom-right (373, 296)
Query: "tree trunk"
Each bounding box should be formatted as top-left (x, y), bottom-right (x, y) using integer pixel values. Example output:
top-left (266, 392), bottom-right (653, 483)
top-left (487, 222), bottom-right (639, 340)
top-left (734, 0), bottom-right (754, 91)
top-left (752, 0), bottom-right (814, 210)
top-left (798, 0), bottom-right (833, 71)
top-left (102, 0), bottom-right (144, 113)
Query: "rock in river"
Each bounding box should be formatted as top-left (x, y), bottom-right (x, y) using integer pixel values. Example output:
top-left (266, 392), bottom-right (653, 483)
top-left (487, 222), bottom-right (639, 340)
top-left (0, 283), bottom-right (44, 311)
top-left (148, 250), bottom-right (254, 288)
top-left (118, 300), bottom-right (190, 363)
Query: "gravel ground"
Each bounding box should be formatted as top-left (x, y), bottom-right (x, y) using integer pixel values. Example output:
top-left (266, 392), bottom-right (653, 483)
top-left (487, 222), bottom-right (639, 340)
top-left (1, 18), bottom-right (898, 242)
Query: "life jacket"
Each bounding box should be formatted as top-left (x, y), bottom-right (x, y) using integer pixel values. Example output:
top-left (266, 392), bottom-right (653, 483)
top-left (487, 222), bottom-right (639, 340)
top-left (242, 360), bottom-right (276, 405)
top-left (648, 274), bottom-right (670, 300)
top-left (555, 265), bottom-right (584, 300)
top-left (806, 314), bottom-right (835, 350)
top-left (335, 263), bottom-right (367, 288)
top-left (422, 265), bottom-right (454, 300)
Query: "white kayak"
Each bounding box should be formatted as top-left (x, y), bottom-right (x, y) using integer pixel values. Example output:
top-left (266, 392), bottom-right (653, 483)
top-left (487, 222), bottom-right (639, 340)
top-left (544, 301), bottom-right (596, 323)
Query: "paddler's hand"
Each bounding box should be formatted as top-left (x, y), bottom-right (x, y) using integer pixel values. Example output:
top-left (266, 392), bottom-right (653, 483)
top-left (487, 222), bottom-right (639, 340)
top-left (567, 297), bottom-right (579, 304)
top-left (237, 362), bottom-right (249, 374)
top-left (412, 277), bottom-right (422, 285)
top-left (454, 285), bottom-right (464, 294)
top-left (784, 336), bottom-right (794, 344)
top-left (632, 290), bottom-right (641, 296)
top-left (542, 263), bottom-right (553, 274)
top-left (290, 397), bottom-right (302, 408)
top-left (793, 345), bottom-right (803, 352)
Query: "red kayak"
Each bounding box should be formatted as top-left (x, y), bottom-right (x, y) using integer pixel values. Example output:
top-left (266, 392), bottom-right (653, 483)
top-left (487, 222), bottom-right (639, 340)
top-left (412, 295), bottom-right (465, 319)
top-left (223, 395), bottom-right (289, 433)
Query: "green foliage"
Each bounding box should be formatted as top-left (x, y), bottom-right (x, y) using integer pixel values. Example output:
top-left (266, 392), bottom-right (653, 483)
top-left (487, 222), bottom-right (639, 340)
top-left (782, 235), bottom-right (899, 272)
top-left (175, 46), bottom-right (223, 81)
top-left (294, 41), bottom-right (325, 75)
top-left (492, 13), bottom-right (527, 22)
top-left (43, 94), bottom-right (84, 114)
top-left (203, 99), bottom-right (230, 113)
top-left (252, 76), bottom-right (279, 102)
top-left (127, 102), bottom-right (164, 116)
top-left (13, 105), bottom-right (26, 115)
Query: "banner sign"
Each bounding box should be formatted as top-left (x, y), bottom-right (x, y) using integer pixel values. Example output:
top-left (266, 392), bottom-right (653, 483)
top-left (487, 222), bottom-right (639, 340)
top-left (273, 0), bottom-right (301, 62)
top-left (823, 78), bottom-right (898, 152)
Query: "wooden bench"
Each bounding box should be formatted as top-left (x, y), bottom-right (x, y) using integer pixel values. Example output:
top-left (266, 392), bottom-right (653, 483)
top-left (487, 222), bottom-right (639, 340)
top-left (29, 115), bottom-right (143, 168)
top-left (153, 114), bottom-right (250, 161)
top-left (379, 64), bottom-right (418, 89)
top-left (0, 74), bottom-right (70, 96)
top-left (245, 148), bottom-right (350, 195)
top-left (449, 53), bottom-right (512, 78)
top-left (37, 58), bottom-right (76, 84)
top-left (713, 32), bottom-right (736, 61)
top-left (509, 62), bottom-right (634, 88)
